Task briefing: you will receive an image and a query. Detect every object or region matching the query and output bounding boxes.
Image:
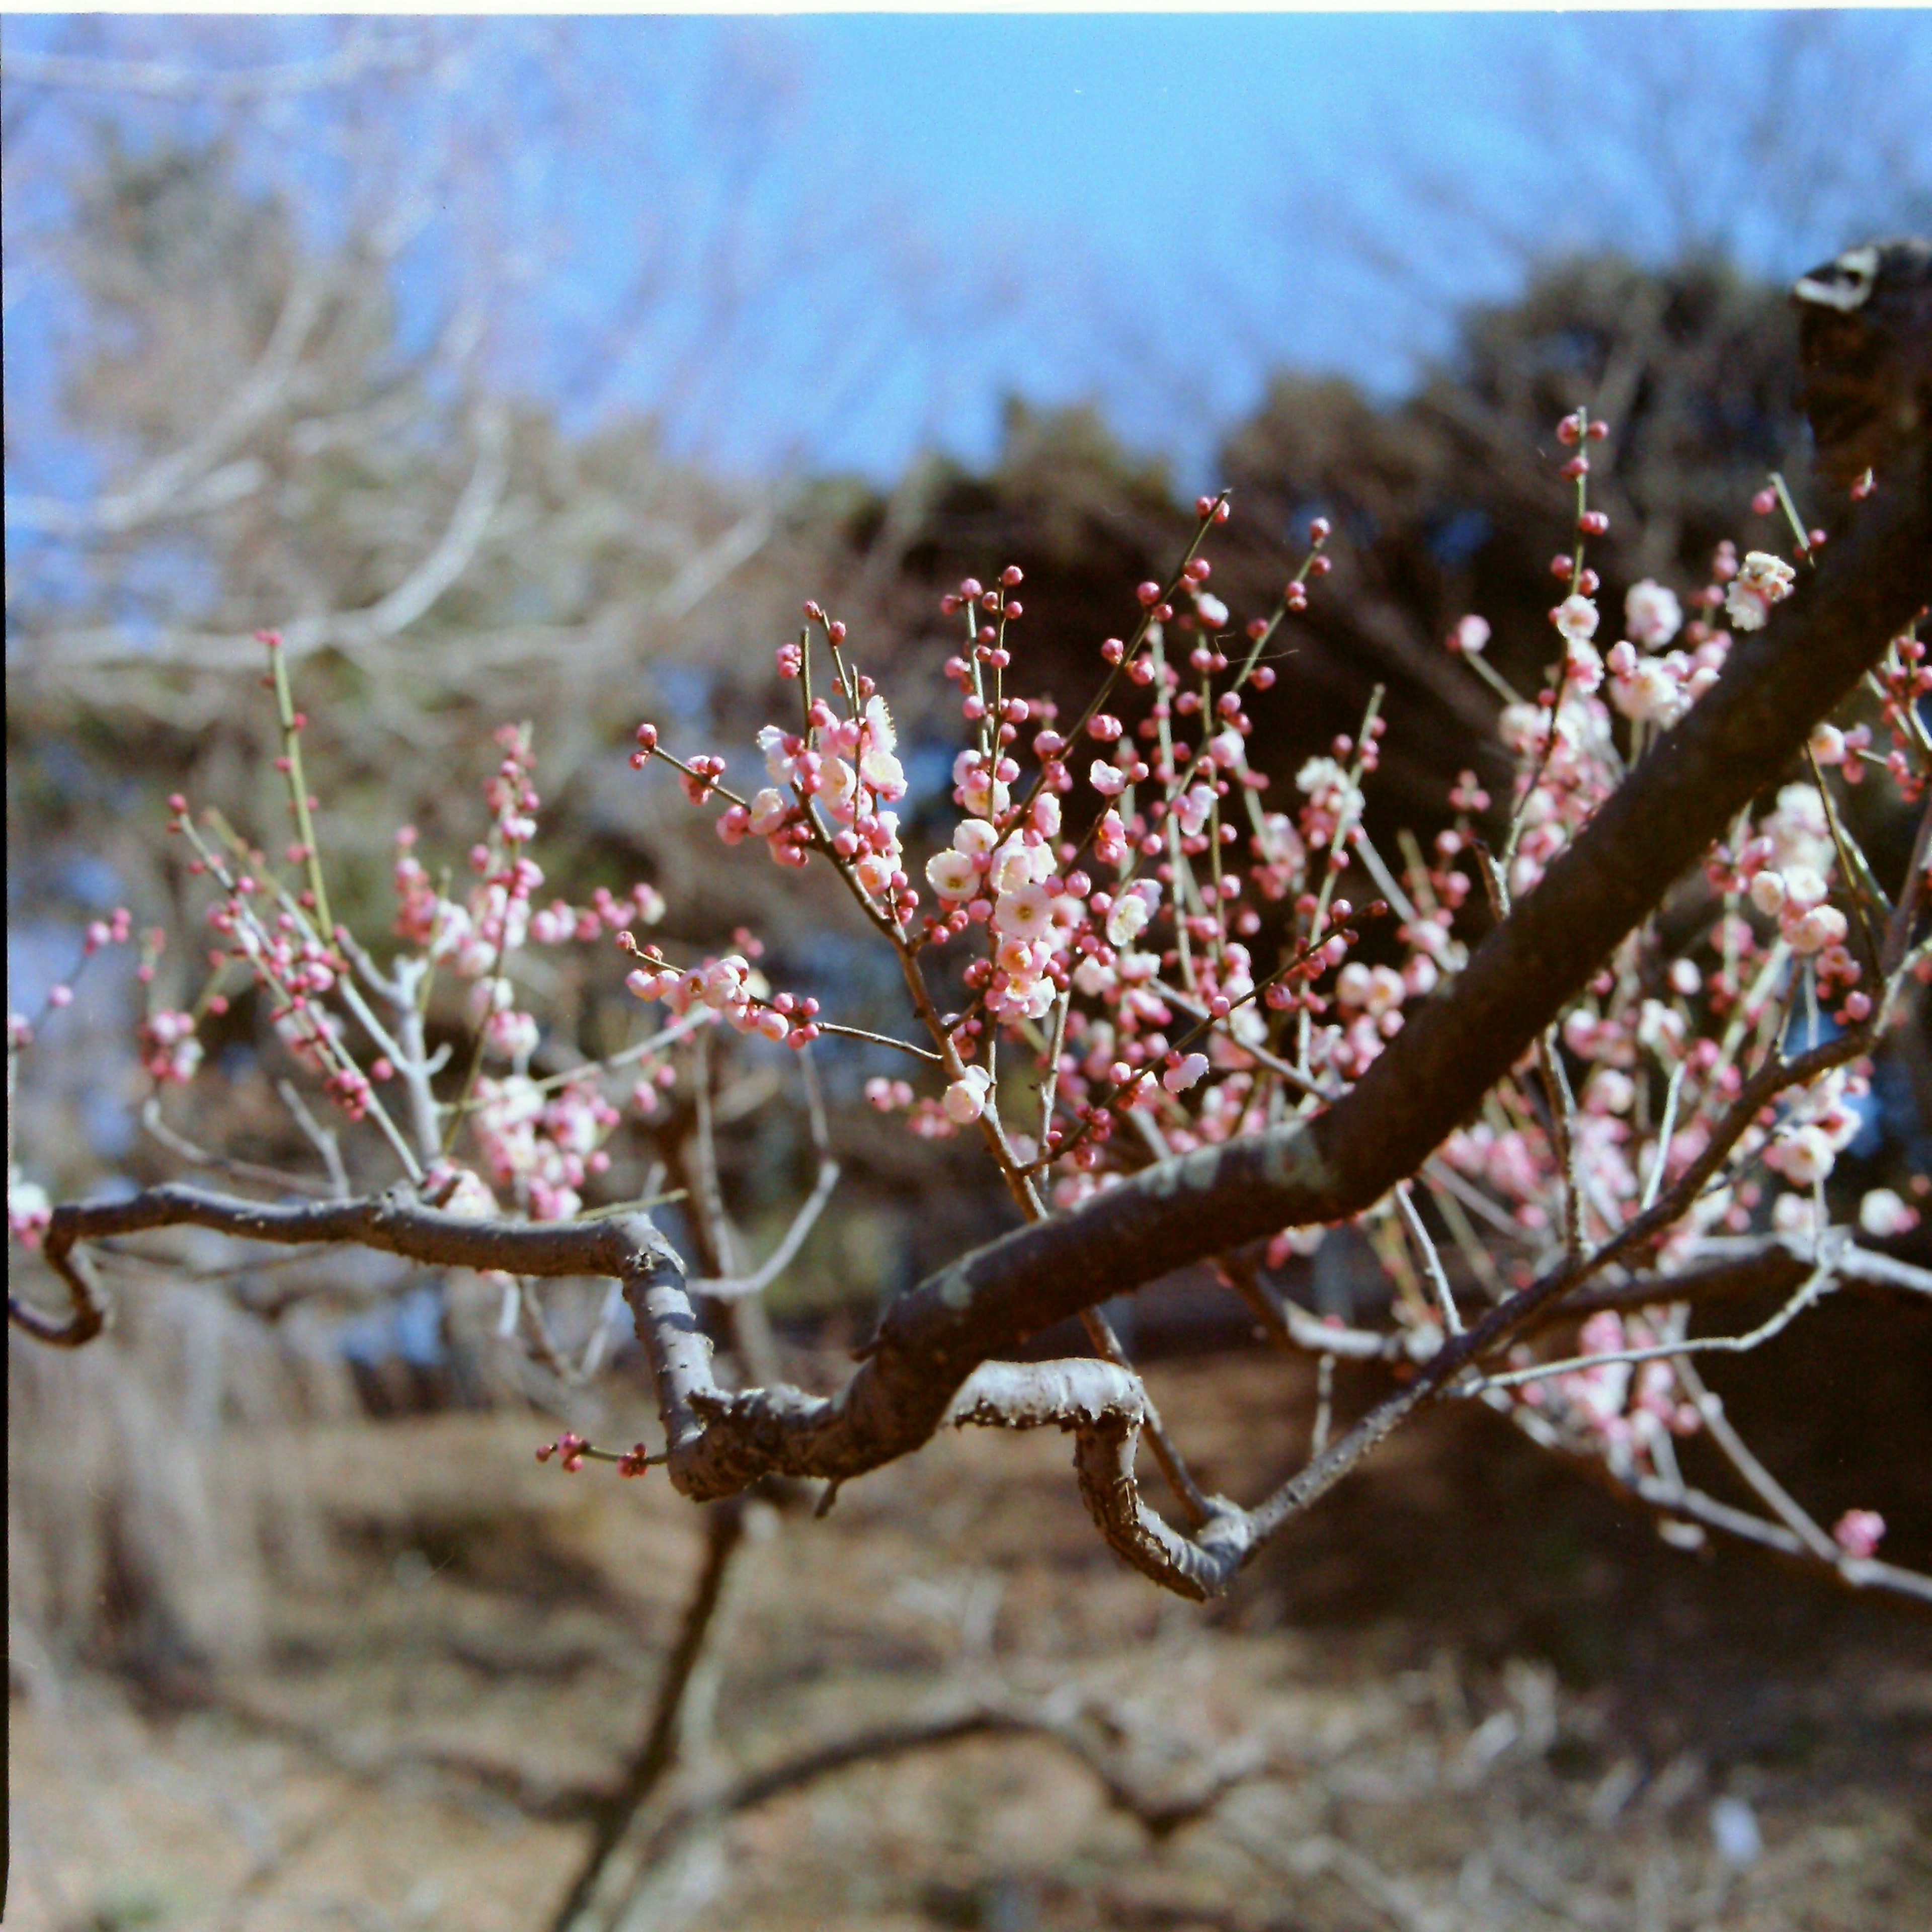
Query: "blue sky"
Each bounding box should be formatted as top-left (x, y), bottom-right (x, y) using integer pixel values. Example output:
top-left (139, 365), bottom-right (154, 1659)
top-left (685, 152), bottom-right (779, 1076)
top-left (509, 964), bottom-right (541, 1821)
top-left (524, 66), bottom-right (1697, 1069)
top-left (5, 12), bottom-right (1930, 495)
top-left (777, 10), bottom-right (1932, 474)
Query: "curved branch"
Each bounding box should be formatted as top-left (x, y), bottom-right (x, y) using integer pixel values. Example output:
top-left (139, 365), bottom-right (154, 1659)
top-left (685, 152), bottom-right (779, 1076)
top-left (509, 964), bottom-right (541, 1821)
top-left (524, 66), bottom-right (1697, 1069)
top-left (619, 1693), bottom-right (1266, 1905)
top-left (1536, 1232), bottom-right (1932, 1329)
top-left (17, 1182), bottom-right (685, 1350)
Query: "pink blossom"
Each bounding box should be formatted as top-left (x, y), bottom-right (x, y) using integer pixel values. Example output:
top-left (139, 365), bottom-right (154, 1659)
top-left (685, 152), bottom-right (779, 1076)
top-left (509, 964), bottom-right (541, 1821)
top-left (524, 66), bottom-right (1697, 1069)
top-left (1094, 810), bottom-right (1129, 869)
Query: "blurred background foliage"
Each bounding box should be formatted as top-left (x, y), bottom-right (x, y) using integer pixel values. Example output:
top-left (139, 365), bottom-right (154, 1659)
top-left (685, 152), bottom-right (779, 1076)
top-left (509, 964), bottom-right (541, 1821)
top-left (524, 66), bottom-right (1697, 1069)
top-left (5, 24), bottom-right (1931, 1915)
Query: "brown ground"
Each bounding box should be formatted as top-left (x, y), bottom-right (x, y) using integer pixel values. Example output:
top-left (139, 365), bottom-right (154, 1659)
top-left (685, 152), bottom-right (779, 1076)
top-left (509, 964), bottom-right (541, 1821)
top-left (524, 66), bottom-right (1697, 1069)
top-left (8, 1350), bottom-right (1931, 1932)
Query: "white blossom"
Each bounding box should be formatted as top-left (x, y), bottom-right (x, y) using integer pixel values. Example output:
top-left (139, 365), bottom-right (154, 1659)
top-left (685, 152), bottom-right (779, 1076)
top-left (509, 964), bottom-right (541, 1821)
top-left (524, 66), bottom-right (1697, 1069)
top-left (1553, 594), bottom-right (1599, 643)
top-left (1859, 1188), bottom-right (1919, 1237)
top-left (1724, 551), bottom-right (1797, 631)
top-left (992, 880), bottom-right (1055, 942)
top-left (926, 849), bottom-right (979, 900)
top-left (943, 1065), bottom-right (993, 1125)
top-left (1162, 1053), bottom-right (1211, 1094)
top-left (1624, 579), bottom-right (1683, 650)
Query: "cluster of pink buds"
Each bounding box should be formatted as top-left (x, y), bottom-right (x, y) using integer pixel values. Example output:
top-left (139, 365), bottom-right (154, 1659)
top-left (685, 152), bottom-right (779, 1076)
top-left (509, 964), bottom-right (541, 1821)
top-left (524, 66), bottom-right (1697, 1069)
top-left (138, 1009), bottom-right (203, 1086)
top-left (82, 907), bottom-right (134, 957)
top-left (533, 1431), bottom-right (653, 1478)
top-left (1869, 634), bottom-right (1931, 802)
top-left (536, 1431), bottom-right (589, 1472)
top-left (471, 1072), bottom-right (620, 1222)
top-left (1511, 1310), bottom-right (1702, 1475)
top-left (620, 935), bottom-right (821, 1048)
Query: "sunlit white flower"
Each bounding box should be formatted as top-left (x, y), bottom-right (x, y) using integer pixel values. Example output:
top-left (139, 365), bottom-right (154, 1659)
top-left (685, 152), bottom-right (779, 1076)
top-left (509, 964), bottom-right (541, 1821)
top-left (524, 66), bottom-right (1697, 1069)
top-left (1106, 894), bottom-right (1151, 947)
top-left (860, 693), bottom-right (897, 755)
top-left (1637, 999), bottom-right (1686, 1058)
top-left (1296, 756), bottom-right (1352, 810)
top-left (1780, 865), bottom-right (1828, 912)
top-left (990, 975), bottom-right (1056, 1023)
top-left (1858, 1188), bottom-right (1918, 1238)
top-left (993, 880), bottom-right (1055, 942)
top-left (951, 819), bottom-right (999, 859)
top-left (820, 756), bottom-right (859, 815)
top-left (1073, 955), bottom-right (1116, 997)
top-left (926, 849), bottom-right (979, 900)
top-left (991, 835), bottom-right (1052, 897)
top-left (748, 788), bottom-right (789, 838)
top-left (943, 1064), bottom-right (993, 1125)
top-left (1208, 727), bottom-right (1245, 769)
top-left (698, 956), bottom-right (749, 1009)
top-left (1808, 722), bottom-right (1846, 766)
top-left (1585, 1068), bottom-right (1636, 1115)
top-left (757, 724), bottom-right (791, 783)
top-left (1772, 1192), bottom-right (1823, 1237)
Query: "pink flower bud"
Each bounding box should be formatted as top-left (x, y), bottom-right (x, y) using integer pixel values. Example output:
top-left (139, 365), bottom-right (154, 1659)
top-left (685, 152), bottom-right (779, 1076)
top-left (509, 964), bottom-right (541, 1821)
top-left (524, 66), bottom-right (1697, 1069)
top-left (1832, 1509), bottom-right (1885, 1561)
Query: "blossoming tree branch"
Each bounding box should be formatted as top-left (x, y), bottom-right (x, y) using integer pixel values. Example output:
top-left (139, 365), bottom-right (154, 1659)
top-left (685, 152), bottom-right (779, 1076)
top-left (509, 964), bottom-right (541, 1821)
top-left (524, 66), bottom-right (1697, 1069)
top-left (11, 336), bottom-right (1931, 1604)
